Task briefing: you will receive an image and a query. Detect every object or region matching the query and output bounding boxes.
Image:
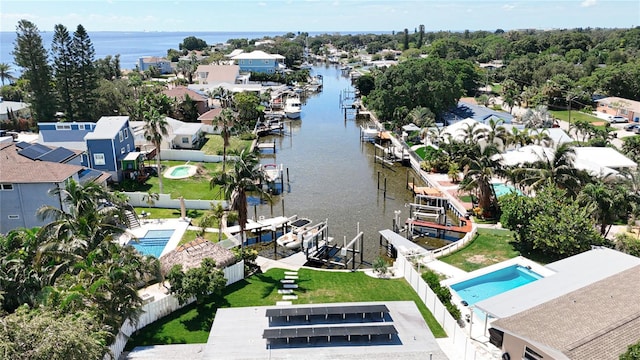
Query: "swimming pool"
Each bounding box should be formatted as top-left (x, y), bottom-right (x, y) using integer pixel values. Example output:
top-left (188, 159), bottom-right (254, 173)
top-left (492, 182), bottom-right (522, 197)
top-left (450, 265), bottom-right (542, 306)
top-left (128, 229), bottom-right (174, 258)
top-left (164, 164), bottom-right (198, 179)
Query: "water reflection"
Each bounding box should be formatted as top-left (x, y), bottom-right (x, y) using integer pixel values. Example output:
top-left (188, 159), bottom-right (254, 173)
top-left (253, 65), bottom-right (424, 265)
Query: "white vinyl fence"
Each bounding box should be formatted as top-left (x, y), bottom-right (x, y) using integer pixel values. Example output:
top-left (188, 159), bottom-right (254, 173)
top-left (124, 191), bottom-right (226, 211)
top-left (396, 254), bottom-right (482, 360)
top-left (159, 149), bottom-right (239, 163)
top-left (107, 260), bottom-right (244, 360)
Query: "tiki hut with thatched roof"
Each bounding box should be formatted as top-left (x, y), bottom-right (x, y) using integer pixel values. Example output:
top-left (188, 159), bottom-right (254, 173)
top-left (159, 238), bottom-right (236, 275)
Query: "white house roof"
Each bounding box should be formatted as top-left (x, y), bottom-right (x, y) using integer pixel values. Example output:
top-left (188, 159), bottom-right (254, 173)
top-left (225, 49), bottom-right (244, 58)
top-left (496, 145), bottom-right (636, 176)
top-left (231, 50), bottom-right (285, 60)
top-left (530, 128), bottom-right (573, 146)
top-left (475, 247), bottom-right (640, 319)
top-left (0, 100), bottom-right (29, 115)
top-left (84, 116), bottom-right (129, 140)
top-left (573, 147), bottom-right (637, 170)
top-left (441, 118), bottom-right (491, 142)
top-left (173, 122), bottom-right (202, 136)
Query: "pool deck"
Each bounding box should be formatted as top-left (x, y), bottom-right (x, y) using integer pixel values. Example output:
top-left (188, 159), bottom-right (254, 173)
top-left (120, 218), bottom-right (191, 258)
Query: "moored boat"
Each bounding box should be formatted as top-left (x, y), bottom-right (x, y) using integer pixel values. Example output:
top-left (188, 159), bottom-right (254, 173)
top-left (276, 218), bottom-right (312, 249)
top-left (283, 95), bottom-right (302, 119)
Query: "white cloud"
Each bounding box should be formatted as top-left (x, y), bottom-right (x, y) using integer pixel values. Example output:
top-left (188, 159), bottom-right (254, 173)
top-left (258, 2), bottom-right (267, 6)
top-left (581, 0), bottom-right (597, 7)
top-left (502, 4), bottom-right (515, 10)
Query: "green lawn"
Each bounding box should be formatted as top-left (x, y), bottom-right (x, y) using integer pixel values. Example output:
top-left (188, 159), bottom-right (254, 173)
top-left (133, 207), bottom-right (206, 221)
top-left (439, 228), bottom-right (520, 272)
top-left (115, 160), bottom-right (224, 200)
top-left (126, 268), bottom-right (446, 349)
top-left (550, 110), bottom-right (606, 127)
top-left (200, 134), bottom-right (252, 156)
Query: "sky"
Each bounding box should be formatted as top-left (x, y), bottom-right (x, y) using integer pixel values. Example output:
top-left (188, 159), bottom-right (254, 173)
top-left (0, 0), bottom-right (638, 33)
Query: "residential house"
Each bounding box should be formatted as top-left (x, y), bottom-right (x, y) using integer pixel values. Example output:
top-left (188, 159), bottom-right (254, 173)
top-left (138, 56), bottom-right (173, 74)
top-left (197, 108), bottom-right (223, 126)
top-left (0, 98), bottom-right (29, 121)
top-left (445, 101), bottom-right (514, 125)
top-left (38, 121), bottom-right (97, 151)
top-left (85, 116), bottom-right (135, 182)
top-left (129, 116), bottom-right (204, 151)
top-left (195, 64), bottom-right (243, 85)
top-left (162, 86), bottom-right (209, 116)
top-left (230, 50), bottom-right (286, 73)
top-left (596, 96), bottom-right (640, 122)
top-left (0, 139), bottom-right (110, 233)
top-left (485, 248), bottom-right (640, 360)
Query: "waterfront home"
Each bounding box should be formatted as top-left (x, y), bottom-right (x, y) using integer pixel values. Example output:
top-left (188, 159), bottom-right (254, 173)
top-left (162, 86), bottom-right (209, 116)
top-left (0, 139), bottom-right (109, 233)
top-left (195, 64), bottom-right (243, 86)
top-left (85, 116), bottom-right (136, 182)
top-left (197, 108), bottom-right (223, 127)
top-left (485, 248), bottom-right (640, 360)
top-left (230, 50), bottom-right (286, 73)
top-left (129, 116), bottom-right (203, 151)
top-left (38, 121), bottom-right (97, 151)
top-left (444, 100), bottom-right (514, 125)
top-left (596, 96), bottom-right (640, 123)
top-left (138, 56), bottom-right (173, 74)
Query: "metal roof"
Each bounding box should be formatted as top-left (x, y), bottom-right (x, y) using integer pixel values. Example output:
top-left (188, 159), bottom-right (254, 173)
top-left (85, 116), bottom-right (129, 140)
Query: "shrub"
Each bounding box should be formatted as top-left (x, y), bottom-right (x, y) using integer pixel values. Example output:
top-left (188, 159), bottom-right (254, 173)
top-left (421, 269), bottom-right (461, 320)
top-left (239, 132), bottom-right (256, 141)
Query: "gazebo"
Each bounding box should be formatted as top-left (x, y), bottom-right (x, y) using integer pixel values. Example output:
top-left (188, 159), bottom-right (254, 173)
top-left (159, 238), bottom-right (236, 274)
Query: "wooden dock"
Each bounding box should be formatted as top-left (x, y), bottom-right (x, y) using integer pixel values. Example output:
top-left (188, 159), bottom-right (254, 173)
top-left (257, 140), bottom-right (276, 153)
top-left (406, 217), bottom-right (472, 234)
top-left (407, 183), bottom-right (444, 197)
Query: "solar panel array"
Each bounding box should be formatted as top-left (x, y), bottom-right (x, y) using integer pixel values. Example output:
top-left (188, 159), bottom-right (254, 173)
top-left (266, 304), bottom-right (389, 318)
top-left (16, 143), bottom-right (76, 163)
top-left (263, 324), bottom-right (398, 340)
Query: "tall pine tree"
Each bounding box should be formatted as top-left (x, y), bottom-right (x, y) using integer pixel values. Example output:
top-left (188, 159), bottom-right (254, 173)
top-left (12, 20), bottom-right (55, 122)
top-left (71, 25), bottom-right (98, 121)
top-left (52, 24), bottom-right (75, 121)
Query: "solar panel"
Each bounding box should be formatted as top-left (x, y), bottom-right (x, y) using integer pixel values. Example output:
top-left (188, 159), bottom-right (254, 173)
top-left (18, 143), bottom-right (52, 160)
top-left (37, 147), bottom-right (75, 163)
top-left (15, 141), bottom-right (31, 149)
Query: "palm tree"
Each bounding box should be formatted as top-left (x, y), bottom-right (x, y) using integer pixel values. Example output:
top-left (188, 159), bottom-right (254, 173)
top-left (210, 86), bottom-right (232, 109)
top-left (143, 108), bottom-right (169, 193)
top-left (511, 143), bottom-right (591, 198)
top-left (459, 143), bottom-right (503, 217)
top-left (405, 106), bottom-right (435, 128)
top-left (577, 181), bottom-right (629, 236)
top-left (210, 150), bottom-right (267, 250)
top-left (485, 118), bottom-right (508, 149)
top-left (214, 108), bottom-right (236, 173)
top-left (0, 63), bottom-right (15, 86)
top-left (506, 127), bottom-right (532, 149)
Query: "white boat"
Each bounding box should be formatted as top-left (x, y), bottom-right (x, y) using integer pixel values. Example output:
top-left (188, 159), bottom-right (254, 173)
top-left (360, 123), bottom-right (379, 140)
top-left (261, 163), bottom-right (282, 182)
top-left (276, 218), bottom-right (312, 249)
top-left (283, 95), bottom-right (302, 119)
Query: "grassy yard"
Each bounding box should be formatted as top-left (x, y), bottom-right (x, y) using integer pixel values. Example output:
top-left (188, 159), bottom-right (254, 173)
top-left (126, 268), bottom-right (446, 349)
top-left (115, 160), bottom-right (224, 200)
top-left (439, 228), bottom-right (520, 272)
top-left (200, 134), bottom-right (253, 156)
top-left (133, 207), bottom-right (206, 221)
top-left (550, 110), bottom-right (606, 127)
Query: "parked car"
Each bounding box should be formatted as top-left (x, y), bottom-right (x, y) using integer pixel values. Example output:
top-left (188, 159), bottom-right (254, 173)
top-left (624, 123), bottom-right (640, 132)
top-left (608, 115), bottom-right (628, 123)
top-left (635, 126), bottom-right (640, 135)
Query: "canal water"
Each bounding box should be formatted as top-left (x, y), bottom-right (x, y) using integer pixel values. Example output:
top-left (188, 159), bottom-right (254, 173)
top-left (253, 64), bottom-right (445, 266)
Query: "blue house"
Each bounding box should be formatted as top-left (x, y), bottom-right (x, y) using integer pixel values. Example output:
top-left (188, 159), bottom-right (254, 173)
top-left (85, 116), bottom-right (135, 182)
top-left (230, 50), bottom-right (286, 73)
top-left (38, 121), bottom-right (96, 166)
top-left (138, 56), bottom-right (173, 74)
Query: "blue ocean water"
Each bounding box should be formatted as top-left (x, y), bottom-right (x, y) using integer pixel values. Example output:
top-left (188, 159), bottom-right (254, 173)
top-left (0, 30), bottom-right (387, 71)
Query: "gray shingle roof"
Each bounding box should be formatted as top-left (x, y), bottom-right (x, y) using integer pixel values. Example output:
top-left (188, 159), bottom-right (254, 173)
top-left (0, 143), bottom-right (82, 183)
top-left (492, 264), bottom-right (640, 360)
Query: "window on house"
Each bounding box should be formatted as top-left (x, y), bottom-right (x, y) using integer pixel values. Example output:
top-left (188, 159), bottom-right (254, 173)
top-left (264, 60), bottom-right (269, 64)
top-left (56, 124), bottom-right (71, 130)
top-left (121, 147), bottom-right (125, 154)
top-left (119, 130), bottom-right (123, 141)
top-left (124, 128), bottom-right (129, 138)
top-left (182, 137), bottom-right (189, 144)
top-left (127, 144), bottom-right (131, 152)
top-left (524, 346), bottom-right (543, 360)
top-left (8, 215), bottom-right (19, 220)
top-left (78, 124), bottom-right (85, 130)
top-left (0, 184), bottom-right (14, 190)
top-left (93, 153), bottom-right (105, 165)
top-left (248, 60), bottom-right (252, 65)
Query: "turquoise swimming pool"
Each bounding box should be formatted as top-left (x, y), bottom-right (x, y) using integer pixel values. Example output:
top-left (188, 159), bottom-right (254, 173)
top-left (450, 265), bottom-right (542, 306)
top-left (129, 229), bottom-right (174, 258)
top-left (492, 182), bottom-right (522, 197)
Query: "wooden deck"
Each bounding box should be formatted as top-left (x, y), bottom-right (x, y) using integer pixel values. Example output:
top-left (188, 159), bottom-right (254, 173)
top-left (406, 217), bottom-right (472, 234)
top-left (407, 183), bottom-right (444, 197)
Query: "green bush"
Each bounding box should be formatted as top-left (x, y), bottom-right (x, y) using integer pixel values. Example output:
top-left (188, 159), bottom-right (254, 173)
top-left (421, 269), bottom-right (461, 320)
top-left (239, 132), bottom-right (256, 141)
